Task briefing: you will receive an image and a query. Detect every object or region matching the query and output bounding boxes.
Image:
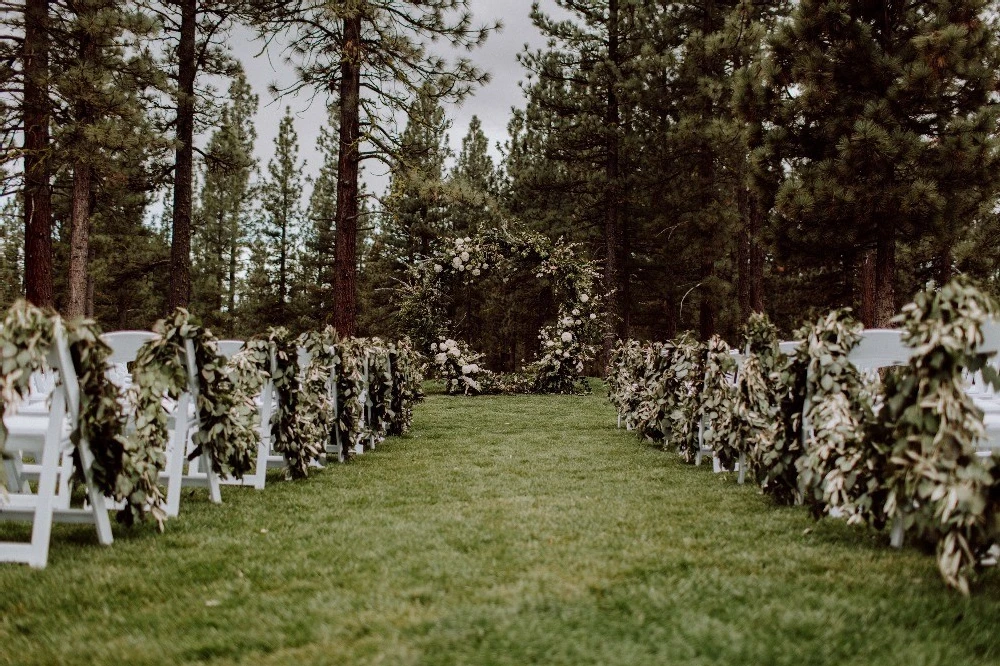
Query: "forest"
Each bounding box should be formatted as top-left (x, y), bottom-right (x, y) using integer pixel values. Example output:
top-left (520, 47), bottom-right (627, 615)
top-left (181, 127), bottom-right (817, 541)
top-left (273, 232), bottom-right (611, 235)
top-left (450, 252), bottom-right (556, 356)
top-left (1, 0), bottom-right (999, 371)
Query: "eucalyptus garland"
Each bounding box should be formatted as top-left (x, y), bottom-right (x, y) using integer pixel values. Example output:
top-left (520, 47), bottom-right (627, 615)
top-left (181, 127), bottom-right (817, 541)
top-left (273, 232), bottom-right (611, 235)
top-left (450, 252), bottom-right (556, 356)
top-left (133, 309), bottom-right (256, 482)
top-left (297, 328), bottom-right (339, 458)
top-left (873, 278), bottom-right (1000, 594)
top-left (0, 300), bottom-right (165, 527)
top-left (387, 338), bottom-right (423, 436)
top-left (697, 335), bottom-right (737, 466)
top-left (794, 309), bottom-right (883, 522)
top-left (727, 313), bottom-right (785, 482)
top-left (258, 327), bottom-right (319, 478)
top-left (333, 337), bottom-right (369, 458)
top-left (365, 341), bottom-right (394, 444)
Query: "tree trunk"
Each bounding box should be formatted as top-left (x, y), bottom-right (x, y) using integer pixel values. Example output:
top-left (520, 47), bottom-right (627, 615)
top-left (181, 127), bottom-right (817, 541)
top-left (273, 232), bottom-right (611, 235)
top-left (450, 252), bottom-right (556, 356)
top-left (168, 0), bottom-right (197, 311)
top-left (67, 4), bottom-right (98, 319)
top-left (67, 162), bottom-right (92, 317)
top-left (332, 15), bottom-right (362, 337)
top-left (699, 257), bottom-right (715, 340)
top-left (602, 0), bottom-right (627, 358)
top-left (875, 225), bottom-right (895, 327)
top-left (23, 0), bottom-right (52, 307)
top-left (228, 215), bottom-right (237, 313)
top-left (859, 248), bottom-right (876, 327)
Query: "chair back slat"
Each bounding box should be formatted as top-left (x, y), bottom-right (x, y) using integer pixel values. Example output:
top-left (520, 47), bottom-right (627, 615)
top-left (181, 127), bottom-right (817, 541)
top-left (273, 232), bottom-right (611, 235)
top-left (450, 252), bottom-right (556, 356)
top-left (101, 330), bottom-right (159, 364)
top-left (849, 329), bottom-right (908, 371)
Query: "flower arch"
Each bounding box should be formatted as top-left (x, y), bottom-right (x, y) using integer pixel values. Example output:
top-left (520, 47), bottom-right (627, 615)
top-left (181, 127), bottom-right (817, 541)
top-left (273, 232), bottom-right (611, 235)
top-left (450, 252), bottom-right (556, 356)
top-left (397, 224), bottom-right (603, 394)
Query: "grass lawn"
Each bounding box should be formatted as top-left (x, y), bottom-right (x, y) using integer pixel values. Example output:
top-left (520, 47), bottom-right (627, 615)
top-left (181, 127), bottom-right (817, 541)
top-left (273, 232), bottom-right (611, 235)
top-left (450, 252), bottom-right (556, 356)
top-left (1, 384), bottom-right (999, 665)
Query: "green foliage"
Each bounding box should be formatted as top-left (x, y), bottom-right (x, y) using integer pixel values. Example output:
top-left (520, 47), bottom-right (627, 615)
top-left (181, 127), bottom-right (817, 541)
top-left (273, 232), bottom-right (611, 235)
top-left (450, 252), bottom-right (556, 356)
top-left (135, 309), bottom-right (256, 482)
top-left (698, 335), bottom-right (738, 463)
top-left (0, 300), bottom-right (165, 527)
top-left (398, 224), bottom-right (602, 395)
top-left (794, 310), bottom-right (882, 523)
top-left (874, 278), bottom-right (1000, 594)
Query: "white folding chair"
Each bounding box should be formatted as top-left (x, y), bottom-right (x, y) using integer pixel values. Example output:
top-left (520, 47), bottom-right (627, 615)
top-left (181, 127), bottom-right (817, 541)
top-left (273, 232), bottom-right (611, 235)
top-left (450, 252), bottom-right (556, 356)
top-left (974, 320), bottom-right (1000, 457)
top-left (1, 319), bottom-right (114, 568)
top-left (844, 329), bottom-right (909, 546)
top-left (100, 331), bottom-right (221, 517)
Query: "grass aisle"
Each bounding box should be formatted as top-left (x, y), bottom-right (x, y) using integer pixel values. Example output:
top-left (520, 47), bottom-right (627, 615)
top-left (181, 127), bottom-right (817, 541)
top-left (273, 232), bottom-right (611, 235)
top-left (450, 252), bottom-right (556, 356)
top-left (2, 388), bottom-right (999, 665)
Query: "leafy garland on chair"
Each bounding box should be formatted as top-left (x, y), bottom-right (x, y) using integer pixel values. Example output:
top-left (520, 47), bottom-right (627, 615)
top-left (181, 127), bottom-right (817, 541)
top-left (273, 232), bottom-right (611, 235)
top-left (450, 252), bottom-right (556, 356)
top-left (0, 300), bottom-right (164, 527)
top-left (132, 309), bottom-right (256, 481)
top-left (387, 338), bottom-right (424, 436)
top-left (873, 278), bottom-right (1000, 595)
top-left (697, 335), bottom-right (737, 465)
top-left (794, 309), bottom-right (883, 523)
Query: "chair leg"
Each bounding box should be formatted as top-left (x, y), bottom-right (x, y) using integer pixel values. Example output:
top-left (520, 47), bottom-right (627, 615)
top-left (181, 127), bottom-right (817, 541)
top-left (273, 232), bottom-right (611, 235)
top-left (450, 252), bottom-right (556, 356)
top-left (28, 392), bottom-right (65, 568)
top-left (76, 439), bottom-right (113, 546)
top-left (738, 452), bottom-right (746, 485)
top-left (164, 393), bottom-right (189, 518)
top-left (890, 514), bottom-right (905, 548)
top-left (203, 450), bottom-right (222, 504)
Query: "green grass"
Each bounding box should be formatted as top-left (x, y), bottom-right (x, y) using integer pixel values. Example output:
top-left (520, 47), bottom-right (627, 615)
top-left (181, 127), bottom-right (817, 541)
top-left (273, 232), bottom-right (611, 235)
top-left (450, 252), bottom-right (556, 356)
top-left (1, 386), bottom-right (999, 665)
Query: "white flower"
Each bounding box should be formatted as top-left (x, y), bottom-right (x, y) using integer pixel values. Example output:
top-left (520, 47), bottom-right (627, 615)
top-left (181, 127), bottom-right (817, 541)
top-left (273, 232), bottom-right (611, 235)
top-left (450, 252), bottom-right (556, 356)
top-left (572, 309), bottom-right (580, 316)
top-left (536, 273), bottom-right (543, 278)
top-left (472, 269), bottom-right (481, 276)
top-left (430, 343), bottom-right (438, 351)
top-left (461, 364), bottom-right (475, 374)
top-left (449, 348), bottom-right (460, 357)
top-left (561, 317), bottom-right (574, 327)
top-left (452, 256), bottom-right (463, 268)
top-left (590, 313), bottom-right (597, 320)
top-left (546, 340), bottom-right (555, 347)
top-left (459, 265), bottom-right (465, 271)
top-left (563, 351), bottom-right (571, 358)
top-left (435, 353), bottom-right (447, 364)
top-left (482, 263), bottom-right (489, 269)
top-left (464, 236), bottom-right (471, 243)
top-left (460, 251), bottom-right (470, 261)
top-left (434, 264), bottom-right (443, 273)
top-left (575, 319), bottom-right (582, 325)
top-left (561, 332), bottom-right (573, 343)
top-left (455, 237), bottom-right (465, 247)
top-left (580, 294), bottom-right (590, 303)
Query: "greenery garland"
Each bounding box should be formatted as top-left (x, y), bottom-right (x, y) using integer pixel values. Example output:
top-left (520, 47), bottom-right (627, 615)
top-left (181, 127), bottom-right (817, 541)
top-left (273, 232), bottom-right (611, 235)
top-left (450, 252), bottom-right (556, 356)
top-left (697, 335), bottom-right (737, 467)
top-left (133, 309), bottom-right (256, 482)
top-left (0, 300), bottom-right (166, 527)
top-left (874, 278), bottom-right (1000, 594)
top-left (387, 338), bottom-right (423, 436)
top-left (333, 338), bottom-right (369, 458)
top-left (794, 309), bottom-right (882, 522)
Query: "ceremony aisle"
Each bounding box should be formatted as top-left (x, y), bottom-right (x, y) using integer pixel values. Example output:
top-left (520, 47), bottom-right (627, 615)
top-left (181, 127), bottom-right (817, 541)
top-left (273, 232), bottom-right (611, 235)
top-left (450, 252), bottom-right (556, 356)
top-left (1, 384), bottom-right (999, 665)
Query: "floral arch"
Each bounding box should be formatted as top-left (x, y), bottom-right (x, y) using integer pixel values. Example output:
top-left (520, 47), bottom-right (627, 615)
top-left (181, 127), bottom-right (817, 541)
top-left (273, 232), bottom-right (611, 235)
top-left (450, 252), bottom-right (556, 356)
top-left (397, 225), bottom-right (603, 394)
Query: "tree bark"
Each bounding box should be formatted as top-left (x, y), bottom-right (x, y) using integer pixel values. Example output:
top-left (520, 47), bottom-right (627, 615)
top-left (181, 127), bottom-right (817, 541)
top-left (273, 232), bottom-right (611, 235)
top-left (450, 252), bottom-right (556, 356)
top-left (23, 0), bottom-right (52, 307)
top-left (168, 0), bottom-right (197, 311)
top-left (859, 248), bottom-right (876, 327)
top-left (67, 162), bottom-right (92, 317)
top-left (67, 4), bottom-right (98, 319)
top-left (699, 257), bottom-right (715, 340)
top-left (332, 14), bottom-right (362, 337)
top-left (875, 224), bottom-right (895, 327)
top-left (736, 184), bottom-right (765, 321)
top-left (602, 0), bottom-right (627, 357)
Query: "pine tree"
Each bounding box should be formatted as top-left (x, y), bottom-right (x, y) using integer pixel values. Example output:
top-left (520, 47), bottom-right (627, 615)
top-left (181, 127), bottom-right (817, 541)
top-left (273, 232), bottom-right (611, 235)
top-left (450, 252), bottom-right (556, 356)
top-left (383, 83), bottom-right (453, 263)
top-left (448, 115), bottom-right (498, 235)
top-left (0, 197), bottom-right (24, 307)
top-left (769, 0), bottom-right (1000, 326)
top-left (192, 69), bottom-right (258, 331)
top-left (299, 103), bottom-right (339, 325)
top-left (244, 0), bottom-right (497, 336)
top-left (259, 107), bottom-right (304, 325)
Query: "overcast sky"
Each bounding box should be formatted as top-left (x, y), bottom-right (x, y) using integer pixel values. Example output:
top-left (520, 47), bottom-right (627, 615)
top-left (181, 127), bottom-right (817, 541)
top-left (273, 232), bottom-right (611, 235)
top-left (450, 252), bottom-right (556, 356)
top-left (234, 0), bottom-right (552, 198)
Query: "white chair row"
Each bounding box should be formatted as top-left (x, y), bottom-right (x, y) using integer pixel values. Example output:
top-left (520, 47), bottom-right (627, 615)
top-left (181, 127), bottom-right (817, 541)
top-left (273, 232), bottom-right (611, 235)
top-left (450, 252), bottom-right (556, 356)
top-left (1, 320), bottom-right (113, 568)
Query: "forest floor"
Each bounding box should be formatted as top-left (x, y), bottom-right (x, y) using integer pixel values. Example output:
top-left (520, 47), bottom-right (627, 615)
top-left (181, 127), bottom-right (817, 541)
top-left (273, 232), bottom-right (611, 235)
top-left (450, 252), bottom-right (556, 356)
top-left (1, 384), bottom-right (999, 665)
